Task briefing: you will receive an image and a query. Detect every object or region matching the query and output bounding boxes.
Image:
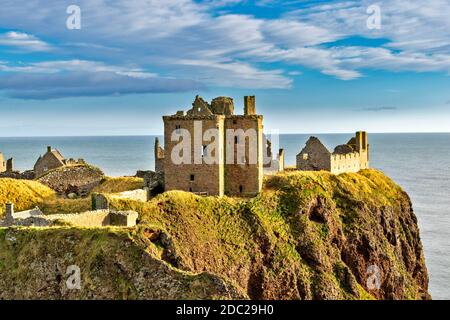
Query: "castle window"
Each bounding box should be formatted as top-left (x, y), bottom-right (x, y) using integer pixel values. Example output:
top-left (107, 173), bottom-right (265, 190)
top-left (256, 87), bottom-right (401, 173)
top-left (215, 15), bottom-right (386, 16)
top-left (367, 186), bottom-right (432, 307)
top-left (303, 153), bottom-right (308, 160)
top-left (239, 185), bottom-right (243, 193)
top-left (233, 120), bottom-right (237, 125)
top-left (189, 187), bottom-right (192, 192)
top-left (190, 174), bottom-right (195, 182)
top-left (234, 136), bottom-right (238, 144)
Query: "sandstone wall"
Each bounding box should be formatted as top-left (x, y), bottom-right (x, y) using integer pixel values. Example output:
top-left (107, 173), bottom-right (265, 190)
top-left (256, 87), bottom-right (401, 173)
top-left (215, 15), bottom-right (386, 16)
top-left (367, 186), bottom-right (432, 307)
top-left (330, 152), bottom-right (361, 174)
top-left (34, 153), bottom-right (64, 178)
top-left (0, 153), bottom-right (5, 173)
top-left (163, 115), bottom-right (225, 196)
top-left (296, 137), bottom-right (331, 171)
top-left (224, 115), bottom-right (263, 196)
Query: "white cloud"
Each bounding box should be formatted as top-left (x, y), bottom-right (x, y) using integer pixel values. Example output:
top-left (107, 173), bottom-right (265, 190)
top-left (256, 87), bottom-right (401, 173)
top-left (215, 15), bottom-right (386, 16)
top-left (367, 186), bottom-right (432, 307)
top-left (1, 0), bottom-right (450, 98)
top-left (0, 31), bottom-right (51, 51)
top-left (176, 58), bottom-right (292, 88)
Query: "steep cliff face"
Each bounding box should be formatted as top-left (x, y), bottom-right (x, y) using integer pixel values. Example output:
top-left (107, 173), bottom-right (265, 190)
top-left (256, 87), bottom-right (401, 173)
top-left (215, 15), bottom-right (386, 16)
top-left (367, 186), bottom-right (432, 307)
top-left (0, 169), bottom-right (429, 299)
top-left (111, 169), bottom-right (429, 300)
top-left (0, 228), bottom-right (245, 299)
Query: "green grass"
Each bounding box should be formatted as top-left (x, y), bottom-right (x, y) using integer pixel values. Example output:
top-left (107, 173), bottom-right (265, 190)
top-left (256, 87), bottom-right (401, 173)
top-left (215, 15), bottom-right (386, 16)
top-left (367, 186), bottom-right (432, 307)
top-left (0, 169), bottom-right (427, 300)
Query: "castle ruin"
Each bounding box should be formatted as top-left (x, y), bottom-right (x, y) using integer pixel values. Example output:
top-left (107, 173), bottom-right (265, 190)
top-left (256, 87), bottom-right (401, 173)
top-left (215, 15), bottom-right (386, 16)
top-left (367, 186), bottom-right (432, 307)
top-left (155, 95), bottom-right (284, 197)
top-left (34, 146), bottom-right (86, 178)
top-left (296, 131), bottom-right (369, 174)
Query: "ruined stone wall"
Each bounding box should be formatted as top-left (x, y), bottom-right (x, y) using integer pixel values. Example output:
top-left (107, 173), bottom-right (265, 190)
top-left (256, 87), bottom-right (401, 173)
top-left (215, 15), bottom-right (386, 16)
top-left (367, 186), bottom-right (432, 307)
top-left (34, 153), bottom-right (64, 178)
top-left (0, 153), bottom-right (5, 173)
top-left (13, 210), bottom-right (111, 227)
top-left (355, 131), bottom-right (369, 169)
top-left (163, 115), bottom-right (225, 196)
top-left (277, 149), bottom-right (285, 172)
top-left (224, 115), bottom-right (263, 196)
top-left (0, 170), bottom-right (35, 180)
top-left (6, 158), bottom-right (13, 172)
top-left (10, 210), bottom-right (138, 227)
top-left (330, 152), bottom-right (362, 174)
top-left (296, 138), bottom-right (331, 171)
top-left (154, 138), bottom-right (165, 173)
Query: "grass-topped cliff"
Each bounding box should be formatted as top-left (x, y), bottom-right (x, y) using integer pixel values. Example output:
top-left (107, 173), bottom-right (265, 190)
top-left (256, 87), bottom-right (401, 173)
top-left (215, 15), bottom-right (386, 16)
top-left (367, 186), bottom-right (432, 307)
top-left (0, 169), bottom-right (430, 299)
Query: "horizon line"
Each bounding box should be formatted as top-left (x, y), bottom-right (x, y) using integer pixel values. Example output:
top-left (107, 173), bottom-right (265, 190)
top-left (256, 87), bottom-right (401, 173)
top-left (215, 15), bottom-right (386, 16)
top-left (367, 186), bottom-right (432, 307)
top-left (1, 131), bottom-right (450, 138)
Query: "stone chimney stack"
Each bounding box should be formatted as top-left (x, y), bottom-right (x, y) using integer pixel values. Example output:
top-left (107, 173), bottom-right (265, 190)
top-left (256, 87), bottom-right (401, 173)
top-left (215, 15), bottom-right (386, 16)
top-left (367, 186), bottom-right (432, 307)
top-left (244, 96), bottom-right (256, 115)
top-left (47, 146), bottom-right (52, 153)
top-left (5, 203), bottom-right (14, 225)
top-left (6, 158), bottom-right (14, 172)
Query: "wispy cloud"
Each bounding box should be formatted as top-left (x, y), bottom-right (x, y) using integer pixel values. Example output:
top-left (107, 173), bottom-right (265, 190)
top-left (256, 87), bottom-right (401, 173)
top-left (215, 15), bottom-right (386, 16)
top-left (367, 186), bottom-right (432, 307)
top-left (0, 31), bottom-right (51, 51)
top-left (0, 60), bottom-right (202, 99)
top-left (360, 106), bottom-right (397, 112)
top-left (0, 0), bottom-right (450, 98)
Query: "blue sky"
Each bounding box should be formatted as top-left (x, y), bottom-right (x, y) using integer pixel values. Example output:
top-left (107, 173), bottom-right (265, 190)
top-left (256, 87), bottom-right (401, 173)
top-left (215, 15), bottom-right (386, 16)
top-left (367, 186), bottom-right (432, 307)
top-left (0, 0), bottom-right (450, 136)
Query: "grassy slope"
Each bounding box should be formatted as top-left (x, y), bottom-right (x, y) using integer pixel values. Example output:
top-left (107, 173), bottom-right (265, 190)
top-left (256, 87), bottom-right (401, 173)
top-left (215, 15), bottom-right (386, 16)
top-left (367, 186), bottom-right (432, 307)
top-left (109, 169), bottom-right (428, 300)
top-left (0, 178), bottom-right (55, 217)
top-left (0, 227), bottom-right (244, 299)
top-left (0, 170), bottom-right (429, 300)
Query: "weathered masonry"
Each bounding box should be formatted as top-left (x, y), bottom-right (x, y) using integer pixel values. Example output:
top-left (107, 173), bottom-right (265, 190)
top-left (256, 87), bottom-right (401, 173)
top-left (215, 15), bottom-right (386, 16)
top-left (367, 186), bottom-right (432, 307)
top-left (296, 131), bottom-right (369, 174)
top-left (158, 95), bottom-right (274, 197)
top-left (33, 146), bottom-right (87, 178)
top-left (0, 152), bottom-right (14, 173)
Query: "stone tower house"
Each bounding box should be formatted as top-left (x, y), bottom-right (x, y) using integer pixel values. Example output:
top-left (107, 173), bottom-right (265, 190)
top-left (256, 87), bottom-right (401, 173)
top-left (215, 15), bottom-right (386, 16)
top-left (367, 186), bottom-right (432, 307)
top-left (159, 95), bottom-right (264, 197)
top-left (296, 131), bottom-right (369, 174)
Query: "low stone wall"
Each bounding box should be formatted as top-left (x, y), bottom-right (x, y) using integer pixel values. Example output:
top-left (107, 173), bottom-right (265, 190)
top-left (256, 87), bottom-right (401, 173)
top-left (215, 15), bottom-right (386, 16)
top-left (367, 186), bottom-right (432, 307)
top-left (109, 188), bottom-right (150, 202)
top-left (0, 170), bottom-right (35, 180)
top-left (8, 209), bottom-right (138, 227)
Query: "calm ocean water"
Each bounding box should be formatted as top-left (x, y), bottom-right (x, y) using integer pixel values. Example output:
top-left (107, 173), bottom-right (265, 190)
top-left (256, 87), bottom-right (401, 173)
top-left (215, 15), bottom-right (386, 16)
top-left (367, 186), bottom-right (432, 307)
top-left (0, 133), bottom-right (449, 299)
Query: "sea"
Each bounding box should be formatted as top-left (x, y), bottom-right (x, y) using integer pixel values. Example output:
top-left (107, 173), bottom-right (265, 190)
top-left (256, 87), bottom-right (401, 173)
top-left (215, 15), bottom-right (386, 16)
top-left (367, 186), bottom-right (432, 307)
top-left (0, 133), bottom-right (449, 299)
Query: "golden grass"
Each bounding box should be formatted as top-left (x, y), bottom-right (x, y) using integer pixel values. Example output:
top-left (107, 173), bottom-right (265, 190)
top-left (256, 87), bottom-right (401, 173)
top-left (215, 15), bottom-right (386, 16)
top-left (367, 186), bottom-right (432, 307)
top-left (0, 178), bottom-right (55, 217)
top-left (93, 176), bottom-right (144, 194)
top-left (39, 197), bottom-right (92, 215)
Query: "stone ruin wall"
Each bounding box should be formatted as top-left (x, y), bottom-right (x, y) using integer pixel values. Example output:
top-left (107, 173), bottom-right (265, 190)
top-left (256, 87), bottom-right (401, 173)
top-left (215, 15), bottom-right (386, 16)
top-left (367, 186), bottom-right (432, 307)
top-left (10, 210), bottom-right (138, 228)
top-left (0, 153), bottom-right (5, 173)
top-left (163, 115), bottom-right (225, 196)
top-left (296, 142), bottom-right (331, 171)
top-left (224, 115), bottom-right (264, 196)
top-left (330, 152), bottom-right (362, 174)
